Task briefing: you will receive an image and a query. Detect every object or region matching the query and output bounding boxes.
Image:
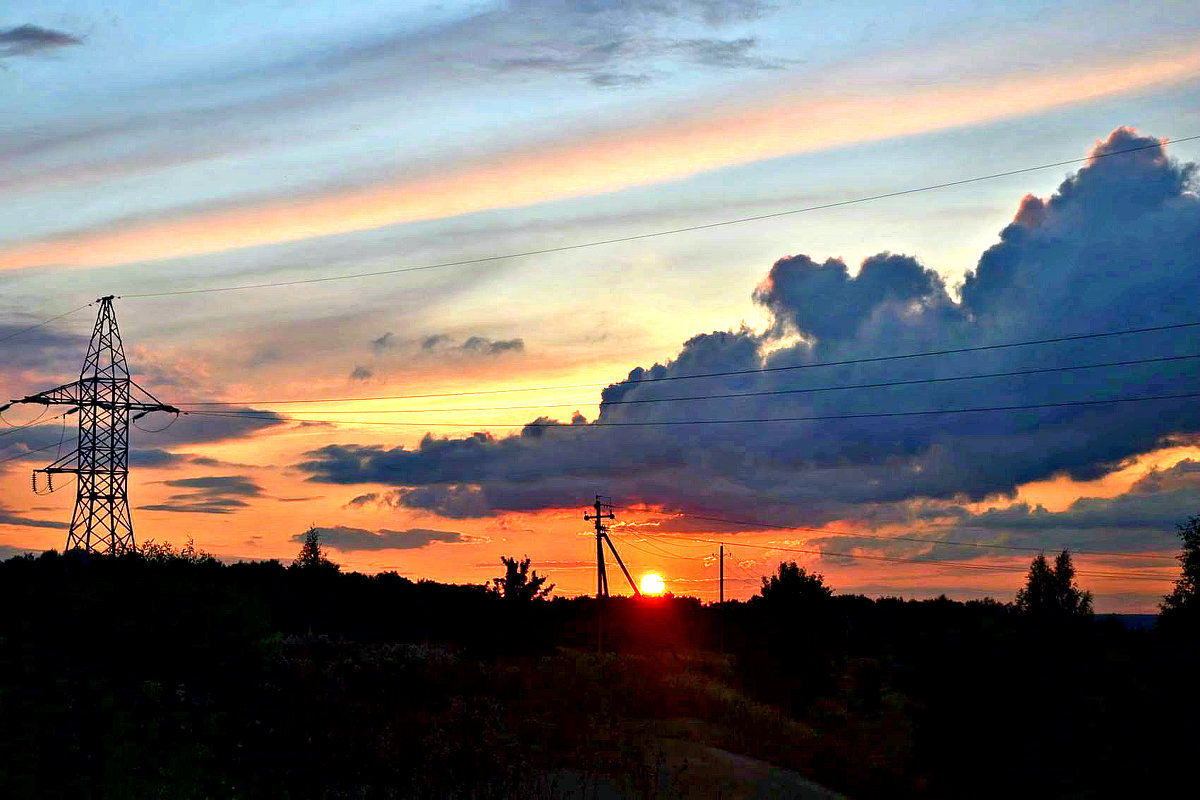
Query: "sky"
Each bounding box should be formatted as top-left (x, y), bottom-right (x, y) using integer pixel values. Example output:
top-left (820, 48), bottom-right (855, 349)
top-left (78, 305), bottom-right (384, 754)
top-left (2, 0), bottom-right (1200, 611)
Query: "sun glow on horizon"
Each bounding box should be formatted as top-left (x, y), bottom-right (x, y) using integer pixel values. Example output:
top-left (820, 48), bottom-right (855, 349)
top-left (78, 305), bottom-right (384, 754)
top-left (639, 573), bottom-right (666, 595)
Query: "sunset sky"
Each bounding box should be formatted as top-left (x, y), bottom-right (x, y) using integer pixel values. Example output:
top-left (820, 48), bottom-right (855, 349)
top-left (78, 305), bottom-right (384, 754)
top-left (2, 1), bottom-right (1199, 610)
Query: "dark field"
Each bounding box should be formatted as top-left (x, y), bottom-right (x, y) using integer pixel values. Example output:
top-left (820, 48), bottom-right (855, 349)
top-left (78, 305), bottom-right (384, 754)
top-left (1, 549), bottom-right (1197, 798)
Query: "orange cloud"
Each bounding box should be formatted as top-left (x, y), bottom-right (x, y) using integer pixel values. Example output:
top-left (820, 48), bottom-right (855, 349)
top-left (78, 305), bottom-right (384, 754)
top-left (3, 48), bottom-right (1198, 272)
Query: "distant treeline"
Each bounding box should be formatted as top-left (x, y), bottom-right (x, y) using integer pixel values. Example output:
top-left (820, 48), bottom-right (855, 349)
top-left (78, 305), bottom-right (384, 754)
top-left (1, 542), bottom-right (1198, 798)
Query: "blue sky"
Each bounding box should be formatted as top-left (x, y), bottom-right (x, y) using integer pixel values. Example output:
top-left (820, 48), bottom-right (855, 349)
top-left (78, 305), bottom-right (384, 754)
top-left (1, 1), bottom-right (1199, 608)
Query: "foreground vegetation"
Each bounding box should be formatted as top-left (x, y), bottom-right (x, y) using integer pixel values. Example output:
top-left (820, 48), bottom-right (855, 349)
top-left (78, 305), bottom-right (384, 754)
top-left (1, 525), bottom-right (1199, 798)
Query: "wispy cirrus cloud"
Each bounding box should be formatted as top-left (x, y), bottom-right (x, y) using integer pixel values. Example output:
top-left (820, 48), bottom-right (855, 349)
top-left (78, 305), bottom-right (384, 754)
top-left (1, 47), bottom-right (1195, 273)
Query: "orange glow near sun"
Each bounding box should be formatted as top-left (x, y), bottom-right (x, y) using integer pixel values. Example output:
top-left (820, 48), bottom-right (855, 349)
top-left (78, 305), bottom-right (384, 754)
top-left (640, 573), bottom-right (666, 595)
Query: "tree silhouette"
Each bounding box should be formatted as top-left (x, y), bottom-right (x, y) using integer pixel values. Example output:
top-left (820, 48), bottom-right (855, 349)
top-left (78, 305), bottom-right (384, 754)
top-left (1160, 514), bottom-right (1200, 623)
top-left (758, 561), bottom-right (832, 604)
top-left (291, 527), bottom-right (339, 572)
top-left (491, 556), bottom-right (553, 602)
top-left (1014, 550), bottom-right (1092, 617)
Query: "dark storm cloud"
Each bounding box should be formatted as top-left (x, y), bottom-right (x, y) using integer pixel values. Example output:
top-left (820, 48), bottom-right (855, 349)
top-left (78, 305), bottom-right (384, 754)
top-left (296, 526), bottom-right (469, 551)
top-left (343, 492), bottom-right (379, 508)
top-left (371, 332), bottom-right (396, 352)
top-left (160, 476), bottom-right (263, 496)
top-left (668, 37), bottom-right (780, 69)
top-left (128, 449), bottom-right (190, 468)
top-left (389, 485), bottom-right (492, 519)
top-left (588, 71), bottom-right (651, 88)
top-left (116, 450), bottom-right (261, 470)
top-left (926, 458), bottom-right (1200, 555)
top-left (753, 252), bottom-right (959, 341)
top-left (482, 0), bottom-right (779, 87)
top-left (300, 129), bottom-right (1199, 546)
top-left (0, 25), bottom-right (81, 59)
top-left (349, 365), bottom-right (373, 381)
top-left (138, 498), bottom-right (249, 514)
top-left (130, 407), bottom-right (287, 447)
top-left (0, 319), bottom-right (88, 375)
top-left (0, 422), bottom-right (73, 466)
top-left (140, 474), bottom-right (264, 515)
top-left (462, 336), bottom-right (525, 356)
top-left (421, 334), bottom-right (525, 356)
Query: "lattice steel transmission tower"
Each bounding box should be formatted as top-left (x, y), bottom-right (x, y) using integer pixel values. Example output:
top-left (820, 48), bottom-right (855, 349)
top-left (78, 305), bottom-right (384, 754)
top-left (2, 296), bottom-right (178, 553)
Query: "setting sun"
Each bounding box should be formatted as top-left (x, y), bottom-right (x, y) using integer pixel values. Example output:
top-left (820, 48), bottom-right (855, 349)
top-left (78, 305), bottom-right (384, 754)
top-left (639, 573), bottom-right (666, 596)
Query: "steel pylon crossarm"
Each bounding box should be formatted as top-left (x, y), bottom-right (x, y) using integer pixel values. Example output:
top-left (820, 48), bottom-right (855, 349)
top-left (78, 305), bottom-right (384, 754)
top-left (14, 379), bottom-right (179, 416)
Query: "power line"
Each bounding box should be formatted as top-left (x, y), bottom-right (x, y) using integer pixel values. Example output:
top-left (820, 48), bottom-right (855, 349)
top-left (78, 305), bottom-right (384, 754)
top-left (670, 535), bottom-right (1165, 581)
top-left (608, 533), bottom-right (692, 562)
top-left (0, 409), bottom-right (73, 441)
top-left (172, 320), bottom-right (1200, 406)
top-left (184, 389), bottom-right (1200, 428)
top-left (661, 513), bottom-right (1177, 561)
top-left (0, 440), bottom-right (66, 467)
top-left (0, 303), bottom-right (93, 347)
top-left (173, 352), bottom-right (1200, 414)
top-left (116, 134), bottom-right (1200, 299)
top-left (608, 530), bottom-right (1166, 581)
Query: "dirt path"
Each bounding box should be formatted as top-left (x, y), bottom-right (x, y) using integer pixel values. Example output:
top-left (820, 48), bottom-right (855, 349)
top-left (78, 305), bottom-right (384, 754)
top-left (648, 736), bottom-right (847, 799)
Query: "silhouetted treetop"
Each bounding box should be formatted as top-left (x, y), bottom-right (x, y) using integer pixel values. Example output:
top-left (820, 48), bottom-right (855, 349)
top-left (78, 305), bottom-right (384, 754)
top-left (291, 527), bottom-right (339, 572)
top-left (758, 561), bottom-right (832, 604)
top-left (1014, 550), bottom-right (1092, 617)
top-left (491, 555), bottom-right (553, 602)
top-left (1161, 514), bottom-right (1200, 624)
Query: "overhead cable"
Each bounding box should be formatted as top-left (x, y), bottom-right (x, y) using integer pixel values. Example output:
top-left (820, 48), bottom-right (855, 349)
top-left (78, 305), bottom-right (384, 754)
top-left (117, 135), bottom-right (1200, 299)
top-left (174, 351), bottom-right (1200, 413)
top-left (174, 320), bottom-right (1200, 405)
top-left (183, 389), bottom-right (1200, 428)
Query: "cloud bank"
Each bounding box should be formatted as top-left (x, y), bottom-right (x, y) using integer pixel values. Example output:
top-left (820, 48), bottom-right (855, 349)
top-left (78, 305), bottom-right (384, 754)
top-left (298, 129), bottom-right (1200, 555)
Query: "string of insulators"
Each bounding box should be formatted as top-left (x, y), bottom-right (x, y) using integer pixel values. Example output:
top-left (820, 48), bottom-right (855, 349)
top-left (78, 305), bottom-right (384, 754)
top-left (32, 471), bottom-right (55, 494)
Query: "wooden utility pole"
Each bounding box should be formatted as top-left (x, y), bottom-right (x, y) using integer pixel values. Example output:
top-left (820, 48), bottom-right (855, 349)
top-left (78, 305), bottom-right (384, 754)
top-left (719, 544), bottom-right (725, 604)
top-left (584, 495), bottom-right (641, 652)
